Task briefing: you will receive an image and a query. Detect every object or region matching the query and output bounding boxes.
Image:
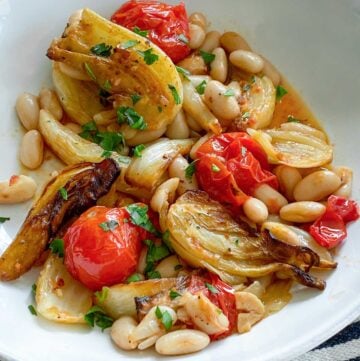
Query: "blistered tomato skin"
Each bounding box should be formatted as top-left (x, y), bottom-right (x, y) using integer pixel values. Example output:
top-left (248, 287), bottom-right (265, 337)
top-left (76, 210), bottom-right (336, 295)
top-left (64, 206), bottom-right (146, 291)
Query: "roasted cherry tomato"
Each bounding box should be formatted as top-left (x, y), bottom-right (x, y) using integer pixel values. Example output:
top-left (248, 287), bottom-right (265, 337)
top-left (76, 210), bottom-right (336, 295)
top-left (195, 133), bottom-right (277, 210)
top-left (64, 206), bottom-right (148, 290)
top-left (111, 0), bottom-right (191, 63)
top-left (187, 273), bottom-right (237, 340)
top-left (327, 195), bottom-right (360, 223)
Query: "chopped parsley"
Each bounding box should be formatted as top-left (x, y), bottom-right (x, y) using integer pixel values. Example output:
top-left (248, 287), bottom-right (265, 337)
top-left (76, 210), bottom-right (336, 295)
top-left (126, 204), bottom-right (158, 234)
top-left (224, 89), bottom-right (235, 97)
top-left (121, 39), bottom-right (140, 49)
top-left (242, 111), bottom-right (251, 120)
top-left (103, 80), bottom-right (112, 91)
top-left (200, 50), bottom-right (215, 65)
top-left (101, 150), bottom-right (112, 158)
top-left (276, 85), bottom-right (288, 101)
top-left (90, 43), bottom-right (113, 57)
top-left (79, 121), bottom-right (98, 140)
top-left (117, 106), bottom-right (147, 130)
top-left (145, 239), bottom-right (170, 264)
top-left (211, 164), bottom-right (220, 172)
top-left (49, 238), bottom-right (64, 257)
top-left (31, 283), bottom-right (37, 296)
top-left (131, 93), bottom-right (142, 105)
top-left (205, 282), bottom-right (219, 294)
top-left (28, 304), bottom-right (37, 316)
top-left (185, 160), bottom-right (197, 179)
top-left (138, 48), bottom-right (159, 65)
top-left (162, 230), bottom-right (173, 251)
top-left (126, 273), bottom-right (143, 283)
top-left (169, 289), bottom-right (181, 300)
top-left (95, 287), bottom-right (109, 303)
top-left (0, 217), bottom-right (10, 224)
top-left (133, 26), bottom-right (149, 37)
top-left (176, 65), bottom-right (191, 80)
top-left (195, 80), bottom-right (207, 95)
top-left (147, 270), bottom-right (161, 279)
top-left (99, 220), bottom-right (119, 232)
top-left (178, 33), bottom-right (189, 44)
top-left (155, 306), bottom-right (173, 331)
top-left (157, 106), bottom-right (163, 113)
top-left (97, 132), bottom-right (125, 152)
top-left (133, 144), bottom-right (145, 157)
top-left (84, 306), bottom-right (113, 331)
top-left (84, 62), bottom-right (97, 81)
top-left (287, 115), bottom-right (301, 123)
top-left (59, 187), bottom-right (68, 201)
top-left (168, 84), bottom-right (181, 105)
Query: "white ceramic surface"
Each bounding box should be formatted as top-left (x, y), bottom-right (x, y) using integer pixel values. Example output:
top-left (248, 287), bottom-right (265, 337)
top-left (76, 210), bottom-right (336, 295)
top-left (0, 1), bottom-right (360, 360)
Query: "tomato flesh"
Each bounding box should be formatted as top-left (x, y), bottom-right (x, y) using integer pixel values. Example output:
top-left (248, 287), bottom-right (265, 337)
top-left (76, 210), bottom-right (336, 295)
top-left (64, 206), bottom-right (147, 291)
top-left (111, 0), bottom-right (191, 63)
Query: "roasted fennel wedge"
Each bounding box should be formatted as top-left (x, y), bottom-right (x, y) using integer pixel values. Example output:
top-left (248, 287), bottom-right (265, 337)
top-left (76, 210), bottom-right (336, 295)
top-left (47, 8), bottom-right (182, 131)
top-left (0, 159), bottom-right (119, 281)
top-left (167, 191), bottom-right (328, 290)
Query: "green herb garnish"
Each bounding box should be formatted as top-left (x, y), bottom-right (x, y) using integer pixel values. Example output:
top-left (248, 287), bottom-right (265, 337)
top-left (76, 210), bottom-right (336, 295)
top-left (205, 282), bottom-right (219, 294)
top-left (162, 230), bottom-right (173, 251)
top-left (121, 39), bottom-right (140, 49)
top-left (131, 93), bottom-right (142, 105)
top-left (276, 85), bottom-right (288, 101)
top-left (168, 84), bottom-right (181, 104)
top-left (138, 48), bottom-right (159, 65)
top-left (176, 65), bottom-right (191, 80)
top-left (133, 26), bottom-right (149, 37)
top-left (117, 106), bottom-right (147, 130)
top-left (99, 220), bottom-right (119, 232)
top-left (103, 80), bottom-right (112, 91)
top-left (242, 111), bottom-right (251, 120)
top-left (101, 150), bottom-right (112, 158)
top-left (195, 80), bottom-right (207, 95)
top-left (28, 305), bottom-right (37, 316)
top-left (59, 187), bottom-right (68, 201)
top-left (200, 50), bottom-right (215, 65)
top-left (145, 240), bottom-right (170, 264)
top-left (287, 115), bottom-right (301, 123)
top-left (126, 204), bottom-right (158, 234)
top-left (0, 217), bottom-right (10, 224)
top-left (224, 89), bottom-right (235, 97)
top-left (84, 62), bottom-right (97, 81)
top-left (169, 289), bottom-right (181, 300)
top-left (84, 306), bottom-right (113, 331)
top-left (31, 283), bottom-right (37, 296)
top-left (185, 160), bottom-right (197, 179)
top-left (126, 273), bottom-right (143, 283)
top-left (97, 132), bottom-right (125, 152)
top-left (155, 306), bottom-right (173, 331)
top-left (147, 270), bottom-right (161, 279)
top-left (90, 43), bottom-right (113, 57)
top-left (211, 164), bottom-right (220, 172)
top-left (49, 239), bottom-right (64, 257)
top-left (95, 287), bottom-right (109, 303)
top-left (133, 144), bottom-right (145, 157)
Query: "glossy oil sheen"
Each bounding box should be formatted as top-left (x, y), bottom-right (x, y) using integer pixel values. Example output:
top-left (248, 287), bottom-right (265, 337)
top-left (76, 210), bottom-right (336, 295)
top-left (0, 1), bottom-right (360, 361)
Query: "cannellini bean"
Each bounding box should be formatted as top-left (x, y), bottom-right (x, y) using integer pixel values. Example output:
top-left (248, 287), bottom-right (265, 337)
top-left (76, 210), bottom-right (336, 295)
top-left (220, 31), bottom-right (252, 53)
top-left (235, 292), bottom-right (265, 333)
top-left (39, 88), bottom-right (63, 121)
top-left (111, 316), bottom-right (139, 350)
top-left (137, 247), bottom-right (148, 274)
top-left (138, 334), bottom-right (161, 350)
top-left (227, 81), bottom-right (242, 100)
top-left (58, 62), bottom-right (89, 81)
top-left (64, 122), bottom-right (82, 134)
top-left (262, 57), bottom-right (281, 87)
top-left (229, 50), bottom-right (265, 74)
top-left (333, 166), bottom-right (353, 198)
top-left (185, 113), bottom-right (203, 132)
top-left (274, 165), bottom-right (302, 201)
top-left (177, 54), bottom-right (207, 75)
top-left (190, 133), bottom-right (213, 159)
top-left (15, 92), bottom-right (40, 130)
top-left (189, 12), bottom-right (207, 30)
top-left (0, 175), bottom-right (37, 204)
top-left (189, 24), bottom-right (206, 49)
top-left (210, 47), bottom-right (228, 83)
top-left (165, 110), bottom-right (190, 139)
top-left (189, 75), bottom-right (212, 88)
top-left (155, 329), bottom-right (210, 355)
top-left (130, 306), bottom-right (177, 343)
top-left (293, 170), bottom-right (341, 201)
top-left (253, 184), bottom-right (288, 214)
top-left (126, 127), bottom-right (167, 146)
top-left (200, 31), bottom-right (221, 52)
top-left (168, 155), bottom-right (198, 195)
top-left (243, 197), bottom-right (268, 224)
top-left (183, 292), bottom-right (229, 335)
top-left (204, 80), bottom-right (240, 120)
top-left (20, 130), bottom-right (44, 170)
top-left (93, 109), bottom-right (117, 126)
top-left (155, 255), bottom-right (182, 278)
top-left (280, 201), bottom-right (326, 223)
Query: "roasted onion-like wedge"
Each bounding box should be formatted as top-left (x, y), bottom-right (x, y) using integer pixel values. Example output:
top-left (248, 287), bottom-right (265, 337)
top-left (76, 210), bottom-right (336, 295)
top-left (247, 122), bottom-right (332, 167)
top-left (167, 191), bottom-right (327, 290)
top-left (36, 254), bottom-right (92, 323)
top-left (0, 159), bottom-right (120, 281)
top-left (47, 8), bottom-right (182, 131)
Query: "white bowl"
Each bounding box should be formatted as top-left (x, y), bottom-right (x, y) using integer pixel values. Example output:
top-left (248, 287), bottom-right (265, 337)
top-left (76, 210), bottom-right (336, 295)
top-left (0, 1), bottom-right (359, 360)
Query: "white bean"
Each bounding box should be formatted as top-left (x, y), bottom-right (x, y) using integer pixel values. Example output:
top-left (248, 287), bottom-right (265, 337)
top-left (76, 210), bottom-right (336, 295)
top-left (189, 12), bottom-right (207, 30)
top-left (64, 122), bottom-right (82, 134)
top-left (155, 255), bottom-right (182, 278)
top-left (333, 166), bottom-right (353, 198)
top-left (138, 334), bottom-right (161, 350)
top-left (280, 201), bottom-right (326, 223)
top-left (293, 170), bottom-right (341, 201)
top-left (185, 113), bottom-right (202, 132)
top-left (168, 155), bottom-right (198, 195)
top-left (262, 57), bottom-right (281, 87)
top-left (229, 50), bottom-right (265, 73)
top-left (190, 133), bottom-right (213, 159)
top-left (204, 80), bottom-right (240, 120)
top-left (243, 197), bottom-right (268, 224)
top-left (274, 165), bottom-right (302, 201)
top-left (155, 329), bottom-right (210, 355)
top-left (111, 316), bottom-right (138, 350)
top-left (189, 24), bottom-right (206, 49)
top-left (227, 81), bottom-right (242, 100)
top-left (58, 62), bottom-right (89, 81)
top-left (177, 54), bottom-right (207, 75)
top-left (16, 93), bottom-right (40, 130)
top-left (210, 47), bottom-right (228, 83)
top-left (253, 184), bottom-right (288, 214)
top-left (220, 31), bottom-right (252, 53)
top-left (20, 130), bottom-right (44, 170)
top-left (39, 88), bottom-right (63, 121)
top-left (126, 127), bottom-right (166, 146)
top-left (0, 175), bottom-right (37, 204)
top-left (165, 110), bottom-right (190, 139)
top-left (200, 31), bottom-right (221, 53)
